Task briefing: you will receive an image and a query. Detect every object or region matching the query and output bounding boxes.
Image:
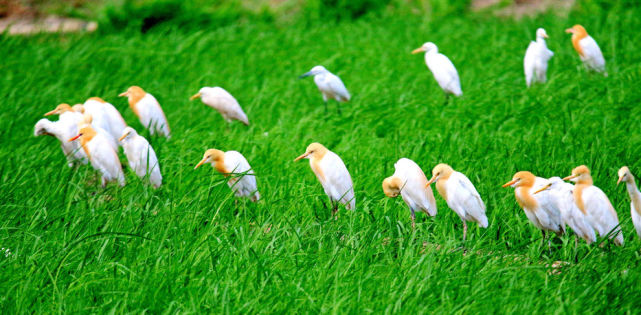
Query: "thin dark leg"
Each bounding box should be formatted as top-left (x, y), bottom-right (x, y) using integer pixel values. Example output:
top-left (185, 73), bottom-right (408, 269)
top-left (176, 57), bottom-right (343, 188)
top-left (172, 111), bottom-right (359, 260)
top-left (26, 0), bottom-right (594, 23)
top-left (336, 101), bottom-right (342, 115)
top-left (410, 209), bottom-right (416, 230)
top-left (463, 220), bottom-right (468, 241)
top-left (324, 101), bottom-right (328, 114)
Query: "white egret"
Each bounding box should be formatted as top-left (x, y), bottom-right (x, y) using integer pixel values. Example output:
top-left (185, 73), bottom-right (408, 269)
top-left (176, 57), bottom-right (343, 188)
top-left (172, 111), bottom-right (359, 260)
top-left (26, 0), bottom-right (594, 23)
top-left (566, 25), bottom-right (607, 75)
top-left (195, 149), bottom-right (259, 202)
top-left (299, 65), bottom-right (350, 114)
top-left (190, 87), bottom-right (249, 126)
top-left (524, 28), bottom-right (554, 87)
top-left (412, 42), bottom-right (462, 100)
top-left (119, 127), bottom-right (162, 188)
top-left (617, 166), bottom-right (641, 239)
top-left (119, 86), bottom-right (171, 138)
top-left (81, 97), bottom-right (127, 141)
top-left (69, 125), bottom-right (125, 187)
top-left (34, 118), bottom-right (88, 167)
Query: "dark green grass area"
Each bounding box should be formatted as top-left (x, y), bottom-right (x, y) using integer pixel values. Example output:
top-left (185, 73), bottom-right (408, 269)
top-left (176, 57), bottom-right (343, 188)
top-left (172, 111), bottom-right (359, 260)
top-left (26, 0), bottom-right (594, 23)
top-left (2, 7), bottom-right (641, 313)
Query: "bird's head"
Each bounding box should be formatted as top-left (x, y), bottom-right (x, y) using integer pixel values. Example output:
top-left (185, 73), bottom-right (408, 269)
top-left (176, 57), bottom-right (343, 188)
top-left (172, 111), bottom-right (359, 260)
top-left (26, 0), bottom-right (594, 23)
top-left (617, 166), bottom-right (632, 185)
top-left (294, 142), bottom-right (328, 161)
top-left (44, 103), bottom-right (73, 116)
top-left (195, 148), bottom-right (224, 169)
top-left (563, 165), bottom-right (592, 184)
top-left (78, 113), bottom-right (93, 129)
top-left (426, 163), bottom-right (453, 186)
top-left (119, 86), bottom-right (146, 101)
top-left (565, 25), bottom-right (587, 37)
top-left (85, 96), bottom-right (106, 104)
top-left (382, 176), bottom-right (403, 198)
top-left (536, 28), bottom-right (549, 39)
top-left (34, 119), bottom-right (53, 137)
top-left (119, 127), bottom-right (138, 142)
top-left (502, 171), bottom-right (536, 188)
top-left (68, 125), bottom-right (96, 142)
top-left (533, 176), bottom-right (564, 194)
top-left (190, 87), bottom-right (211, 101)
top-left (299, 65), bottom-right (327, 79)
top-left (72, 104), bottom-right (85, 113)
top-left (412, 42), bottom-right (437, 54)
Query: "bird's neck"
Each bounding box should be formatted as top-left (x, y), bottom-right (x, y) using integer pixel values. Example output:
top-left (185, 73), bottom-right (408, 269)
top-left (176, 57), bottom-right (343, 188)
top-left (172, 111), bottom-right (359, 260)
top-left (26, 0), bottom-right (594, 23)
top-left (624, 180), bottom-right (641, 215)
top-left (573, 184), bottom-right (589, 214)
top-left (536, 37), bottom-right (546, 45)
top-left (128, 91), bottom-right (146, 113)
top-left (571, 33), bottom-right (587, 57)
top-left (515, 185), bottom-right (537, 211)
top-left (310, 156), bottom-right (326, 184)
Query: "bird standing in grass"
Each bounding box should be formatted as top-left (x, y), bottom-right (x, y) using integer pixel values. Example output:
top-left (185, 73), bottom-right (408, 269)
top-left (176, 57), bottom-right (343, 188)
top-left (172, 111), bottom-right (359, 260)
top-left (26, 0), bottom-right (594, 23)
top-left (426, 164), bottom-right (488, 240)
top-left (534, 177), bottom-right (596, 245)
top-left (412, 42), bottom-right (462, 101)
top-left (503, 171), bottom-right (564, 246)
top-left (195, 149), bottom-right (259, 202)
top-left (382, 158), bottom-right (437, 229)
top-left (294, 142), bottom-right (354, 215)
top-left (299, 65), bottom-right (350, 114)
top-left (119, 86), bottom-right (170, 138)
top-left (563, 165), bottom-right (623, 246)
top-left (524, 28), bottom-right (554, 87)
top-left (119, 127), bottom-right (162, 188)
top-left (34, 118), bottom-right (88, 167)
top-left (190, 87), bottom-right (249, 126)
top-left (78, 114), bottom-right (118, 152)
top-left (565, 25), bottom-right (607, 75)
top-left (69, 125), bottom-right (125, 187)
top-left (617, 166), bottom-right (641, 239)
top-left (83, 97), bottom-right (128, 140)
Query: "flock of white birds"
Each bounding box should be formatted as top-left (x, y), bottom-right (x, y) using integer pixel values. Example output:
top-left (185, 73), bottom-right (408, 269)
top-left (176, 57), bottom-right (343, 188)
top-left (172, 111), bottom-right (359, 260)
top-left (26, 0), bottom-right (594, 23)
top-left (33, 24), bottom-right (640, 247)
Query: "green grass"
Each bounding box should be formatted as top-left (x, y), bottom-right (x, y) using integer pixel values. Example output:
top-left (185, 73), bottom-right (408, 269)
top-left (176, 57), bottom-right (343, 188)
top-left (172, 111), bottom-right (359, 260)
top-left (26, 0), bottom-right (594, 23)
top-left (2, 7), bottom-right (641, 313)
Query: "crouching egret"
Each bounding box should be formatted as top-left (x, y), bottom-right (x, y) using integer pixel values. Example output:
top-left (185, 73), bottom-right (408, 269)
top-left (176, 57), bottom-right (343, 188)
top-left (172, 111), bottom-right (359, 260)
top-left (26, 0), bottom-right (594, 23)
top-left (563, 165), bottom-right (623, 246)
top-left (34, 118), bottom-right (88, 167)
top-left (294, 142), bottom-right (355, 215)
top-left (617, 167), bottom-right (641, 239)
top-left (195, 149), bottom-right (259, 202)
top-left (412, 42), bottom-right (462, 101)
top-left (426, 164), bottom-right (488, 240)
top-left (565, 25), bottom-right (607, 75)
top-left (190, 87), bottom-right (249, 126)
top-left (299, 65), bottom-right (350, 114)
top-left (69, 125), bottom-right (125, 187)
top-left (119, 127), bottom-right (162, 188)
top-left (524, 28), bottom-right (554, 87)
top-left (382, 158), bottom-right (437, 229)
top-left (119, 86), bottom-right (171, 138)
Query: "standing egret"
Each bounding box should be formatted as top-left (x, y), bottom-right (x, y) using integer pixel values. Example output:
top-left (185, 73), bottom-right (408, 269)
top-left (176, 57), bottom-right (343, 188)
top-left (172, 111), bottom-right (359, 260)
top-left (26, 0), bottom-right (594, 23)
top-left (119, 86), bottom-right (171, 138)
top-left (563, 165), bottom-right (623, 246)
top-left (617, 166), bottom-right (641, 239)
top-left (34, 118), bottom-right (88, 167)
top-left (194, 149), bottom-right (259, 202)
top-left (412, 42), bottom-right (462, 101)
top-left (382, 158), bottom-right (437, 229)
top-left (524, 28), bottom-right (554, 87)
top-left (534, 177), bottom-right (596, 245)
top-left (78, 114), bottom-right (118, 152)
top-left (69, 125), bottom-right (125, 187)
top-left (503, 171), bottom-right (564, 246)
top-left (119, 127), bottom-right (162, 188)
top-left (565, 25), bottom-right (607, 75)
top-left (426, 164), bottom-right (488, 240)
top-left (190, 87), bottom-right (249, 126)
top-left (79, 97), bottom-right (127, 141)
top-left (294, 142), bottom-right (355, 215)
top-left (299, 65), bottom-right (350, 114)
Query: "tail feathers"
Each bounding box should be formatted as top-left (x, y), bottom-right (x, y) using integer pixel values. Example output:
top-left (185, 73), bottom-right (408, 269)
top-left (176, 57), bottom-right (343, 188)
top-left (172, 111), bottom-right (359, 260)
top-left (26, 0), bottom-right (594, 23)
top-left (250, 191), bottom-right (260, 202)
top-left (477, 215), bottom-right (489, 228)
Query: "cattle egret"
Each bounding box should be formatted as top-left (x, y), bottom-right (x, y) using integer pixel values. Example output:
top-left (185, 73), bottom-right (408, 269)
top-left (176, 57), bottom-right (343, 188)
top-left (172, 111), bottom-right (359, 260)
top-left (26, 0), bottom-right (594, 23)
top-left (118, 86), bottom-right (170, 138)
top-left (426, 164), bottom-right (488, 240)
top-left (194, 149), bottom-right (259, 202)
top-left (294, 142), bottom-right (355, 215)
top-left (563, 165), bottom-right (623, 246)
top-left (534, 177), bottom-right (596, 245)
top-left (617, 166), bottom-right (641, 239)
top-left (299, 65), bottom-right (350, 114)
top-left (190, 87), bottom-right (249, 126)
top-left (382, 158), bottom-right (437, 229)
top-left (503, 171), bottom-right (564, 246)
top-left (565, 25), bottom-right (607, 75)
top-left (524, 28), bottom-right (554, 87)
top-left (69, 125), bottom-right (125, 187)
top-left (34, 118), bottom-right (88, 167)
top-left (78, 114), bottom-right (118, 152)
top-left (412, 42), bottom-right (462, 100)
top-left (81, 97), bottom-right (127, 141)
top-left (119, 127), bottom-right (162, 188)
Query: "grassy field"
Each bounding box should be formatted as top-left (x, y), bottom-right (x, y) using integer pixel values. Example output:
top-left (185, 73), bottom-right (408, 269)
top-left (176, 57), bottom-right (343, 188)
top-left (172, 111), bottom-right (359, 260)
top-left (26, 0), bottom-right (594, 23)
top-left (2, 5), bottom-right (641, 313)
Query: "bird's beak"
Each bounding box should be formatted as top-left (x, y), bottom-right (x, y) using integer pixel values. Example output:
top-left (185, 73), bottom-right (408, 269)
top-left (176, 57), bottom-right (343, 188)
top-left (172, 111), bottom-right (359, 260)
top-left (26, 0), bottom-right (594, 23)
top-left (299, 71), bottom-right (312, 79)
top-left (565, 28), bottom-right (574, 34)
top-left (563, 174), bottom-right (579, 181)
top-left (194, 158), bottom-right (207, 169)
top-left (44, 109), bottom-right (57, 116)
top-left (294, 152), bottom-right (310, 162)
top-left (68, 134), bottom-right (81, 142)
top-left (118, 133), bottom-right (129, 142)
top-left (190, 92), bottom-right (201, 101)
top-left (502, 179), bottom-right (518, 188)
top-left (118, 91), bottom-right (128, 97)
top-left (411, 47), bottom-right (425, 54)
top-left (617, 175), bottom-right (625, 185)
top-left (533, 183), bottom-right (551, 195)
top-left (425, 174), bottom-right (438, 187)
top-left (543, 33), bottom-right (549, 39)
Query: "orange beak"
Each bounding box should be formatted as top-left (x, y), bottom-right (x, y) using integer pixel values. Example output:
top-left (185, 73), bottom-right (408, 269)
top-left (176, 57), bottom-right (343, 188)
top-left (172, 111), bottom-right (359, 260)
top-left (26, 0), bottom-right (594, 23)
top-left (194, 158), bottom-right (208, 169)
top-left (68, 134), bottom-right (81, 142)
top-left (425, 174), bottom-right (438, 187)
top-left (565, 28), bottom-right (574, 34)
top-left (189, 92), bottom-right (201, 101)
top-left (44, 109), bottom-right (57, 116)
top-left (533, 184), bottom-right (551, 195)
top-left (411, 47), bottom-right (425, 54)
top-left (542, 33), bottom-right (549, 39)
top-left (617, 175), bottom-right (624, 185)
top-left (118, 133), bottom-right (128, 142)
top-left (118, 91), bottom-right (128, 97)
top-left (294, 152), bottom-right (310, 162)
top-left (563, 174), bottom-right (579, 181)
top-left (502, 179), bottom-right (517, 188)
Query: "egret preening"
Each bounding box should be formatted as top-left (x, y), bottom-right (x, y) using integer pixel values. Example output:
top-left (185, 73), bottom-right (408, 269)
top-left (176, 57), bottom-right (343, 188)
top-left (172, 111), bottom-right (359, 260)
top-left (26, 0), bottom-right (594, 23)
top-left (565, 25), bottom-right (607, 75)
top-left (534, 177), bottom-right (596, 245)
top-left (119, 127), bottom-right (162, 188)
top-left (294, 142), bottom-right (354, 216)
top-left (503, 171), bottom-right (564, 247)
top-left (69, 125), bottom-right (125, 187)
top-left (412, 42), bottom-right (462, 102)
top-left (382, 158), bottom-right (437, 229)
top-left (119, 86), bottom-right (171, 138)
top-left (563, 165), bottom-right (623, 246)
top-left (524, 28), bottom-right (554, 87)
top-left (190, 87), bottom-right (249, 126)
top-left (195, 149), bottom-right (259, 202)
top-left (426, 164), bottom-right (488, 240)
top-left (34, 118), bottom-right (88, 167)
top-left (299, 65), bottom-right (350, 114)
top-left (618, 166), bottom-right (641, 239)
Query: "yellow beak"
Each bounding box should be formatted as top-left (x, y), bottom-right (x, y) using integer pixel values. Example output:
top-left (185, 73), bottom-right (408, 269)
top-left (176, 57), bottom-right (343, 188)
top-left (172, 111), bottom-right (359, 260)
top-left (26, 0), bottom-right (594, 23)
top-left (502, 179), bottom-right (517, 188)
top-left (44, 109), bottom-right (57, 116)
top-left (294, 152), bottom-right (310, 162)
top-left (190, 92), bottom-right (201, 101)
top-left (563, 174), bottom-right (579, 181)
top-left (533, 183), bottom-right (551, 195)
top-left (617, 175), bottom-right (625, 185)
top-left (118, 91), bottom-right (128, 97)
top-left (194, 158), bottom-right (207, 169)
top-left (425, 174), bottom-right (438, 187)
top-left (565, 28), bottom-right (574, 34)
top-left (543, 33), bottom-right (549, 39)
top-left (411, 47), bottom-right (425, 54)
top-left (118, 133), bottom-right (129, 142)
top-left (68, 134), bottom-right (81, 142)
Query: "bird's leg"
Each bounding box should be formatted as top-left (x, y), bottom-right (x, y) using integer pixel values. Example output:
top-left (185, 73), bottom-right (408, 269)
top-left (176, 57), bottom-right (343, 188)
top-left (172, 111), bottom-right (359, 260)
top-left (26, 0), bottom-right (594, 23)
top-left (574, 236), bottom-right (579, 249)
top-left (336, 101), bottom-right (342, 115)
top-left (101, 177), bottom-right (107, 188)
top-left (443, 94), bottom-right (450, 106)
top-left (410, 209), bottom-right (416, 230)
top-left (331, 201), bottom-right (338, 220)
top-left (323, 101), bottom-right (328, 114)
top-left (463, 220), bottom-right (468, 241)
top-left (541, 230), bottom-right (546, 248)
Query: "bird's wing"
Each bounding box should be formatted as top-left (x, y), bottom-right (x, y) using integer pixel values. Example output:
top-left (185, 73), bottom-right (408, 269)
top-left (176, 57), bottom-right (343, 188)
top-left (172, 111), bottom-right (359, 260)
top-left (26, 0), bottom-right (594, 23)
top-left (322, 152), bottom-right (355, 208)
top-left (584, 186), bottom-right (620, 236)
top-left (428, 54), bottom-right (461, 95)
top-left (224, 151), bottom-right (257, 197)
top-left (101, 102), bottom-right (127, 136)
top-left (631, 202), bottom-right (641, 238)
top-left (580, 36), bottom-right (606, 70)
top-left (453, 172), bottom-right (487, 226)
top-left (216, 95), bottom-right (249, 124)
top-left (89, 136), bottom-right (123, 181)
top-left (524, 41), bottom-right (536, 85)
top-left (327, 74), bottom-right (350, 101)
top-left (398, 159), bottom-right (436, 215)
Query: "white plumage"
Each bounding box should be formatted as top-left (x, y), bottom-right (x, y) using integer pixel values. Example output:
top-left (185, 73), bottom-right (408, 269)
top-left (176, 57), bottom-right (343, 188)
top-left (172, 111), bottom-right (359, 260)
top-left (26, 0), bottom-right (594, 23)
top-left (524, 28), bottom-right (554, 87)
top-left (80, 97), bottom-right (128, 142)
top-left (195, 149), bottom-right (259, 201)
top-left (618, 167), bottom-right (641, 239)
top-left (412, 42), bottom-right (462, 97)
top-left (119, 86), bottom-right (171, 138)
top-left (119, 127), bottom-right (162, 188)
top-left (34, 118), bottom-right (88, 167)
top-left (69, 125), bottom-right (125, 187)
top-left (190, 87), bottom-right (249, 125)
top-left (566, 25), bottom-right (607, 75)
top-left (300, 65), bottom-right (351, 111)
